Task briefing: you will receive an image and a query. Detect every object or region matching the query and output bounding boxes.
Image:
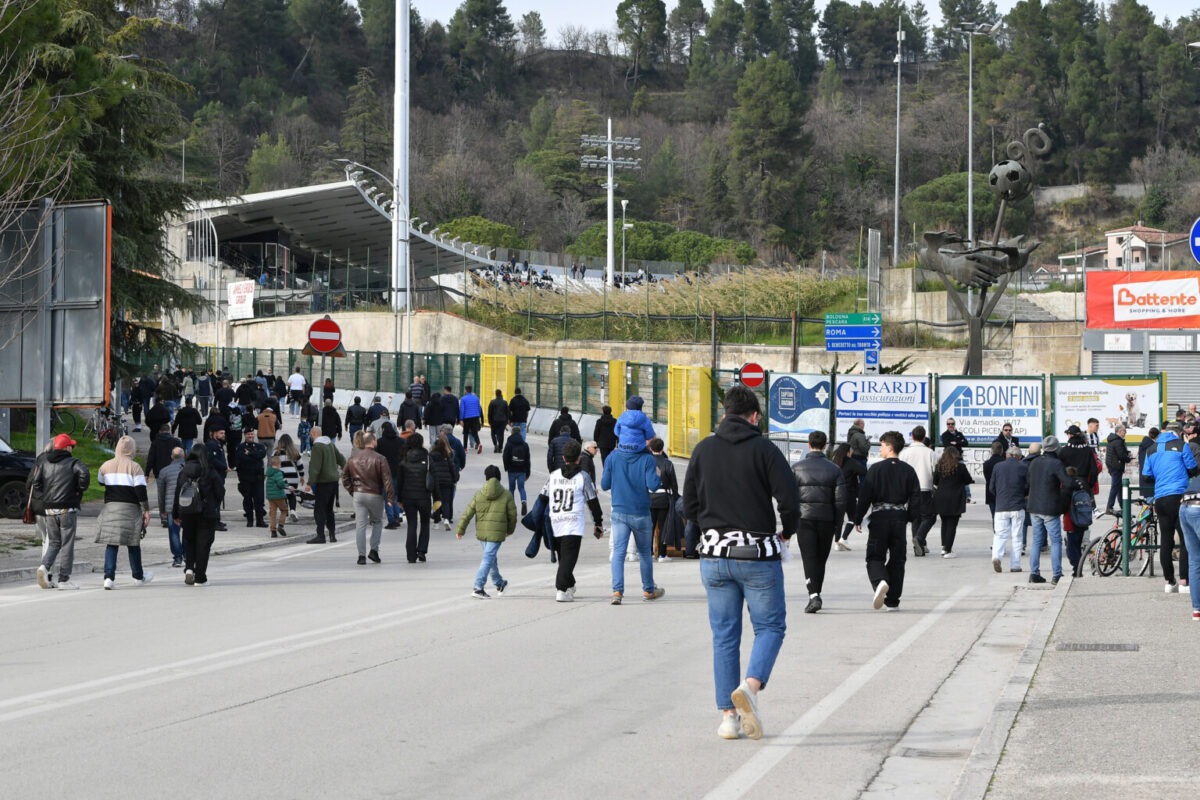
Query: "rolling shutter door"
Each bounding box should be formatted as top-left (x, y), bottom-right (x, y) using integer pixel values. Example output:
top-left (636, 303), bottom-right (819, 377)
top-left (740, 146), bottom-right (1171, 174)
top-left (1090, 352), bottom-right (1144, 375)
top-left (1148, 353), bottom-right (1200, 411)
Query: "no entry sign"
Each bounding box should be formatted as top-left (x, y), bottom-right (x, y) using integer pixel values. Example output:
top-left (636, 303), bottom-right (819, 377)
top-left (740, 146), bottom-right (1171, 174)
top-left (307, 316), bottom-right (342, 355)
top-left (738, 362), bottom-right (765, 388)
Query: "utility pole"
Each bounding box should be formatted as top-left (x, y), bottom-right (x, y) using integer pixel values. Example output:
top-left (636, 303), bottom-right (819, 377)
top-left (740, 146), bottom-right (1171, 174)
top-left (581, 121), bottom-right (640, 287)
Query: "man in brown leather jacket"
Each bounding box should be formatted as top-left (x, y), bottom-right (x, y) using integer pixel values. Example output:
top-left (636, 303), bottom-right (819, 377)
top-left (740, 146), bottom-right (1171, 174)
top-left (342, 431), bottom-right (397, 565)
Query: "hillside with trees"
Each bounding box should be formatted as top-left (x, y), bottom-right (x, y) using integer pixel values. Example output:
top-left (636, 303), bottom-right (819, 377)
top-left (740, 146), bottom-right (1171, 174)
top-left (8, 0), bottom-right (1200, 285)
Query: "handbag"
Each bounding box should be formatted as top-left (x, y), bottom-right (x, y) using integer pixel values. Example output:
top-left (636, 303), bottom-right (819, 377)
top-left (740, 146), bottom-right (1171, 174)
top-left (22, 467), bottom-right (39, 525)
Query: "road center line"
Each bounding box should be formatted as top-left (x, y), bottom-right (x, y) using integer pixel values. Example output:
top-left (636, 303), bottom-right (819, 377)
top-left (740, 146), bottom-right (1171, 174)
top-left (703, 585), bottom-right (974, 800)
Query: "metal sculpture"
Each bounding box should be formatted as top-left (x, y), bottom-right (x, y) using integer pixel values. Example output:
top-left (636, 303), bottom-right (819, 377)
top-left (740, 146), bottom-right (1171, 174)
top-left (919, 125), bottom-right (1053, 374)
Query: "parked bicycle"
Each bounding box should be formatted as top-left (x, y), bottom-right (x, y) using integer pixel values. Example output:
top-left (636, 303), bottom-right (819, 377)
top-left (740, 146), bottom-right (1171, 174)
top-left (1084, 499), bottom-right (1157, 577)
top-left (83, 406), bottom-right (127, 447)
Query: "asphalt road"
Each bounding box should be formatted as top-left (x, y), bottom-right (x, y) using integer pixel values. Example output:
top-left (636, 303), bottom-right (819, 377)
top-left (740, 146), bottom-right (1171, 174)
top-left (1, 497), bottom-right (1054, 799)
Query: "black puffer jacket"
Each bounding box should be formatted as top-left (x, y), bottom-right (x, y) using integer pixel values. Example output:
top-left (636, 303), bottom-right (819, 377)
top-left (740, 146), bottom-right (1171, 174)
top-left (1105, 432), bottom-right (1131, 472)
top-left (1059, 435), bottom-right (1098, 487)
top-left (172, 453), bottom-right (221, 522)
top-left (791, 451), bottom-right (847, 523)
top-left (548, 432), bottom-right (574, 472)
top-left (31, 449), bottom-right (90, 510)
top-left (396, 447), bottom-right (432, 504)
top-left (428, 449), bottom-right (459, 488)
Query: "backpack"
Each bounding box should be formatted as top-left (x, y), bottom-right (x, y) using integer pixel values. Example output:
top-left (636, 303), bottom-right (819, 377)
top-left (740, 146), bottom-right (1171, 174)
top-left (178, 476), bottom-right (204, 515)
top-left (1069, 485), bottom-right (1094, 528)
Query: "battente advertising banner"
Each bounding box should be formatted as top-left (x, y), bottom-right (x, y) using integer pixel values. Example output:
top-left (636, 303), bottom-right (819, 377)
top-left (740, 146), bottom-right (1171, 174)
top-left (1087, 270), bottom-right (1200, 329)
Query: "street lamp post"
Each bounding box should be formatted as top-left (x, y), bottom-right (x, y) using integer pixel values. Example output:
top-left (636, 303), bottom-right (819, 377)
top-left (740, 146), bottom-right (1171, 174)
top-left (958, 20), bottom-right (998, 248)
top-left (893, 18), bottom-right (904, 266)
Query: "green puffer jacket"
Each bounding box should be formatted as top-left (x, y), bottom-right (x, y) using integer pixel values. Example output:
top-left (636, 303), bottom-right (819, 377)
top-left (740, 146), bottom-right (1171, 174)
top-left (455, 478), bottom-right (517, 543)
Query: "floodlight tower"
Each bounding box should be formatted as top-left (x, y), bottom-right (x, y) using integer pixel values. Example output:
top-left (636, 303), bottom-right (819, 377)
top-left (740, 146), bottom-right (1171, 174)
top-left (581, 119), bottom-right (641, 287)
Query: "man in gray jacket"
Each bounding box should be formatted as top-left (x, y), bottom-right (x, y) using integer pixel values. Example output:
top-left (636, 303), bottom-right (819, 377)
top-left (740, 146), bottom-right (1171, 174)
top-left (990, 446), bottom-right (1028, 573)
top-left (157, 447), bottom-right (186, 568)
top-left (792, 431), bottom-right (847, 613)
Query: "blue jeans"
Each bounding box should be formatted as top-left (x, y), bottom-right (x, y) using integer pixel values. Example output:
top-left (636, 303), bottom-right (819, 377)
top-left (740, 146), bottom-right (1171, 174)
top-left (514, 422), bottom-right (527, 440)
top-left (104, 544), bottom-right (145, 581)
top-left (167, 518), bottom-right (184, 563)
top-left (387, 476), bottom-right (402, 524)
top-left (508, 472), bottom-right (527, 503)
top-left (165, 400), bottom-right (178, 420)
top-left (700, 558), bottom-right (786, 711)
top-left (610, 511), bottom-right (655, 594)
top-left (181, 438), bottom-right (194, 455)
top-left (474, 540), bottom-right (504, 591)
top-left (1030, 513), bottom-right (1063, 578)
top-left (1177, 504), bottom-right (1200, 611)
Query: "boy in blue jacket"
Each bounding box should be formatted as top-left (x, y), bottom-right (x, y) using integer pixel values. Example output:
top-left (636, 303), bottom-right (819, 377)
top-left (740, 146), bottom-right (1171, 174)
top-left (615, 396), bottom-right (656, 454)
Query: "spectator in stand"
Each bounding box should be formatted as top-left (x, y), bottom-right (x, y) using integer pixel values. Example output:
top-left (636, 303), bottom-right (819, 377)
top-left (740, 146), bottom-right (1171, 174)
top-left (507, 387), bottom-right (531, 441)
top-left (593, 405), bottom-right (617, 465)
top-left (486, 389), bottom-right (509, 453)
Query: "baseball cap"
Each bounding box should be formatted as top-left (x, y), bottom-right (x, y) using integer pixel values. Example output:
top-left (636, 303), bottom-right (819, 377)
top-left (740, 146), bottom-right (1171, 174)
top-left (52, 433), bottom-right (77, 449)
top-left (1064, 424), bottom-right (1082, 436)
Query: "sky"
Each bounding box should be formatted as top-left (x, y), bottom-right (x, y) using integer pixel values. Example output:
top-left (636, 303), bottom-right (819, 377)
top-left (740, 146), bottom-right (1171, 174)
top-left (409, 0), bottom-right (1200, 44)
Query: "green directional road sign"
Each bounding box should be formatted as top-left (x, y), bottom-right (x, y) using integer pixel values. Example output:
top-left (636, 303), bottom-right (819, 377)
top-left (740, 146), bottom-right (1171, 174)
top-left (824, 312), bottom-right (882, 326)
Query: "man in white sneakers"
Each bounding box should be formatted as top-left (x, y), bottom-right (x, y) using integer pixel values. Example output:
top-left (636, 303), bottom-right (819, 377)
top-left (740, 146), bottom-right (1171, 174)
top-left (29, 434), bottom-right (90, 590)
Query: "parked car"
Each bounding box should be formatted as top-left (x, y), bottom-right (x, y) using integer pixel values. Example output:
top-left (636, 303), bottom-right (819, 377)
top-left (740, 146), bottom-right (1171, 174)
top-left (0, 435), bottom-right (36, 519)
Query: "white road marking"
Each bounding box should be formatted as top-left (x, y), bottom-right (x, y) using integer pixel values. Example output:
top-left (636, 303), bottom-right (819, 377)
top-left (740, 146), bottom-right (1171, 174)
top-left (703, 585), bottom-right (973, 800)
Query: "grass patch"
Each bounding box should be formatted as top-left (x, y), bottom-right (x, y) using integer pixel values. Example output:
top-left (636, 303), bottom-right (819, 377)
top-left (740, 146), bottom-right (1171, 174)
top-left (10, 412), bottom-right (126, 505)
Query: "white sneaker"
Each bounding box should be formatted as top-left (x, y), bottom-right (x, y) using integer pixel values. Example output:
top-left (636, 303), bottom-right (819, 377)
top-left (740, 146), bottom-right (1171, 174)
top-left (942, 552), bottom-right (956, 559)
top-left (1166, 582), bottom-right (1180, 594)
top-left (103, 578), bottom-right (114, 590)
top-left (835, 538), bottom-right (850, 551)
top-left (657, 555), bottom-right (672, 562)
top-left (873, 580), bottom-right (889, 609)
top-left (289, 513), bottom-right (300, 524)
top-left (184, 569), bottom-right (195, 586)
top-left (718, 713), bottom-right (741, 740)
top-left (131, 571), bottom-right (154, 586)
top-left (730, 681), bottom-right (762, 740)
top-left (36, 565), bottom-right (51, 590)
top-left (567, 586), bottom-right (576, 600)
top-left (56, 580), bottom-right (80, 590)
top-left (555, 590), bottom-right (573, 602)
top-left (444, 520), bottom-right (452, 531)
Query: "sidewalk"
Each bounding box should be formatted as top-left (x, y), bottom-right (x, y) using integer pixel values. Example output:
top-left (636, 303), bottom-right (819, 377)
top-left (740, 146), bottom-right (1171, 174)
top-left (981, 571), bottom-right (1200, 798)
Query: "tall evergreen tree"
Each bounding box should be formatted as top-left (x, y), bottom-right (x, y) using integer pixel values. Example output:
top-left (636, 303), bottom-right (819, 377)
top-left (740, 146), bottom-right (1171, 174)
top-left (340, 67), bottom-right (389, 169)
top-left (617, 0), bottom-right (668, 87)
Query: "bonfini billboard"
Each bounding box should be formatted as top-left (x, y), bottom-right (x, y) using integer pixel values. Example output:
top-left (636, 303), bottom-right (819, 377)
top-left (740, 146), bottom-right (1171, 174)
top-left (936, 376), bottom-right (1044, 447)
top-left (833, 374), bottom-right (930, 442)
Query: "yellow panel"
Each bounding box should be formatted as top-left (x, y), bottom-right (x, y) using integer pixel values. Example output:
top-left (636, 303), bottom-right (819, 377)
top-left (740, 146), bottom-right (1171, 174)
top-left (667, 365), bottom-right (713, 458)
top-left (480, 354), bottom-right (517, 424)
top-left (608, 360), bottom-right (627, 412)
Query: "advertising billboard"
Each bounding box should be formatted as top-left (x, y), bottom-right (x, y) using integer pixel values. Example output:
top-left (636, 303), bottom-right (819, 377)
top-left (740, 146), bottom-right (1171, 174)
top-left (834, 375), bottom-right (930, 443)
top-left (936, 376), bottom-right (1044, 446)
top-left (767, 373), bottom-right (831, 434)
top-left (1086, 270), bottom-right (1200, 329)
top-left (227, 280), bottom-right (256, 320)
top-left (1051, 375), bottom-right (1163, 444)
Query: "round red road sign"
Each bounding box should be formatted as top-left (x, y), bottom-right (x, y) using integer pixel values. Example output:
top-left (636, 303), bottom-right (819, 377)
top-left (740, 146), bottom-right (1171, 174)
top-left (307, 316), bottom-right (342, 355)
top-left (739, 362), bottom-right (765, 388)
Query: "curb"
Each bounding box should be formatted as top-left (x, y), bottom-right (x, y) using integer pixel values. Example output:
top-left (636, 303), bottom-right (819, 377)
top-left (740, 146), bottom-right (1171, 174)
top-left (949, 575), bottom-right (1074, 799)
top-left (0, 519), bottom-right (357, 586)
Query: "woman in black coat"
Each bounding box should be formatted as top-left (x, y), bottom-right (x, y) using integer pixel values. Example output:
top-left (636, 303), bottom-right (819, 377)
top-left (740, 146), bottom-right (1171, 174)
top-left (831, 443), bottom-right (866, 547)
top-left (395, 433), bottom-right (433, 563)
top-left (428, 436), bottom-right (460, 529)
top-left (593, 406), bottom-right (617, 464)
top-left (932, 447), bottom-right (974, 558)
top-left (318, 400), bottom-right (342, 440)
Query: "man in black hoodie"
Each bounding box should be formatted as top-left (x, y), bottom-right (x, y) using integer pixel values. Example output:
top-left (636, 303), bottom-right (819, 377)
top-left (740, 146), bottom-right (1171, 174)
top-left (593, 405), bottom-right (617, 464)
top-left (683, 384), bottom-right (799, 742)
top-left (507, 387), bottom-right (531, 441)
